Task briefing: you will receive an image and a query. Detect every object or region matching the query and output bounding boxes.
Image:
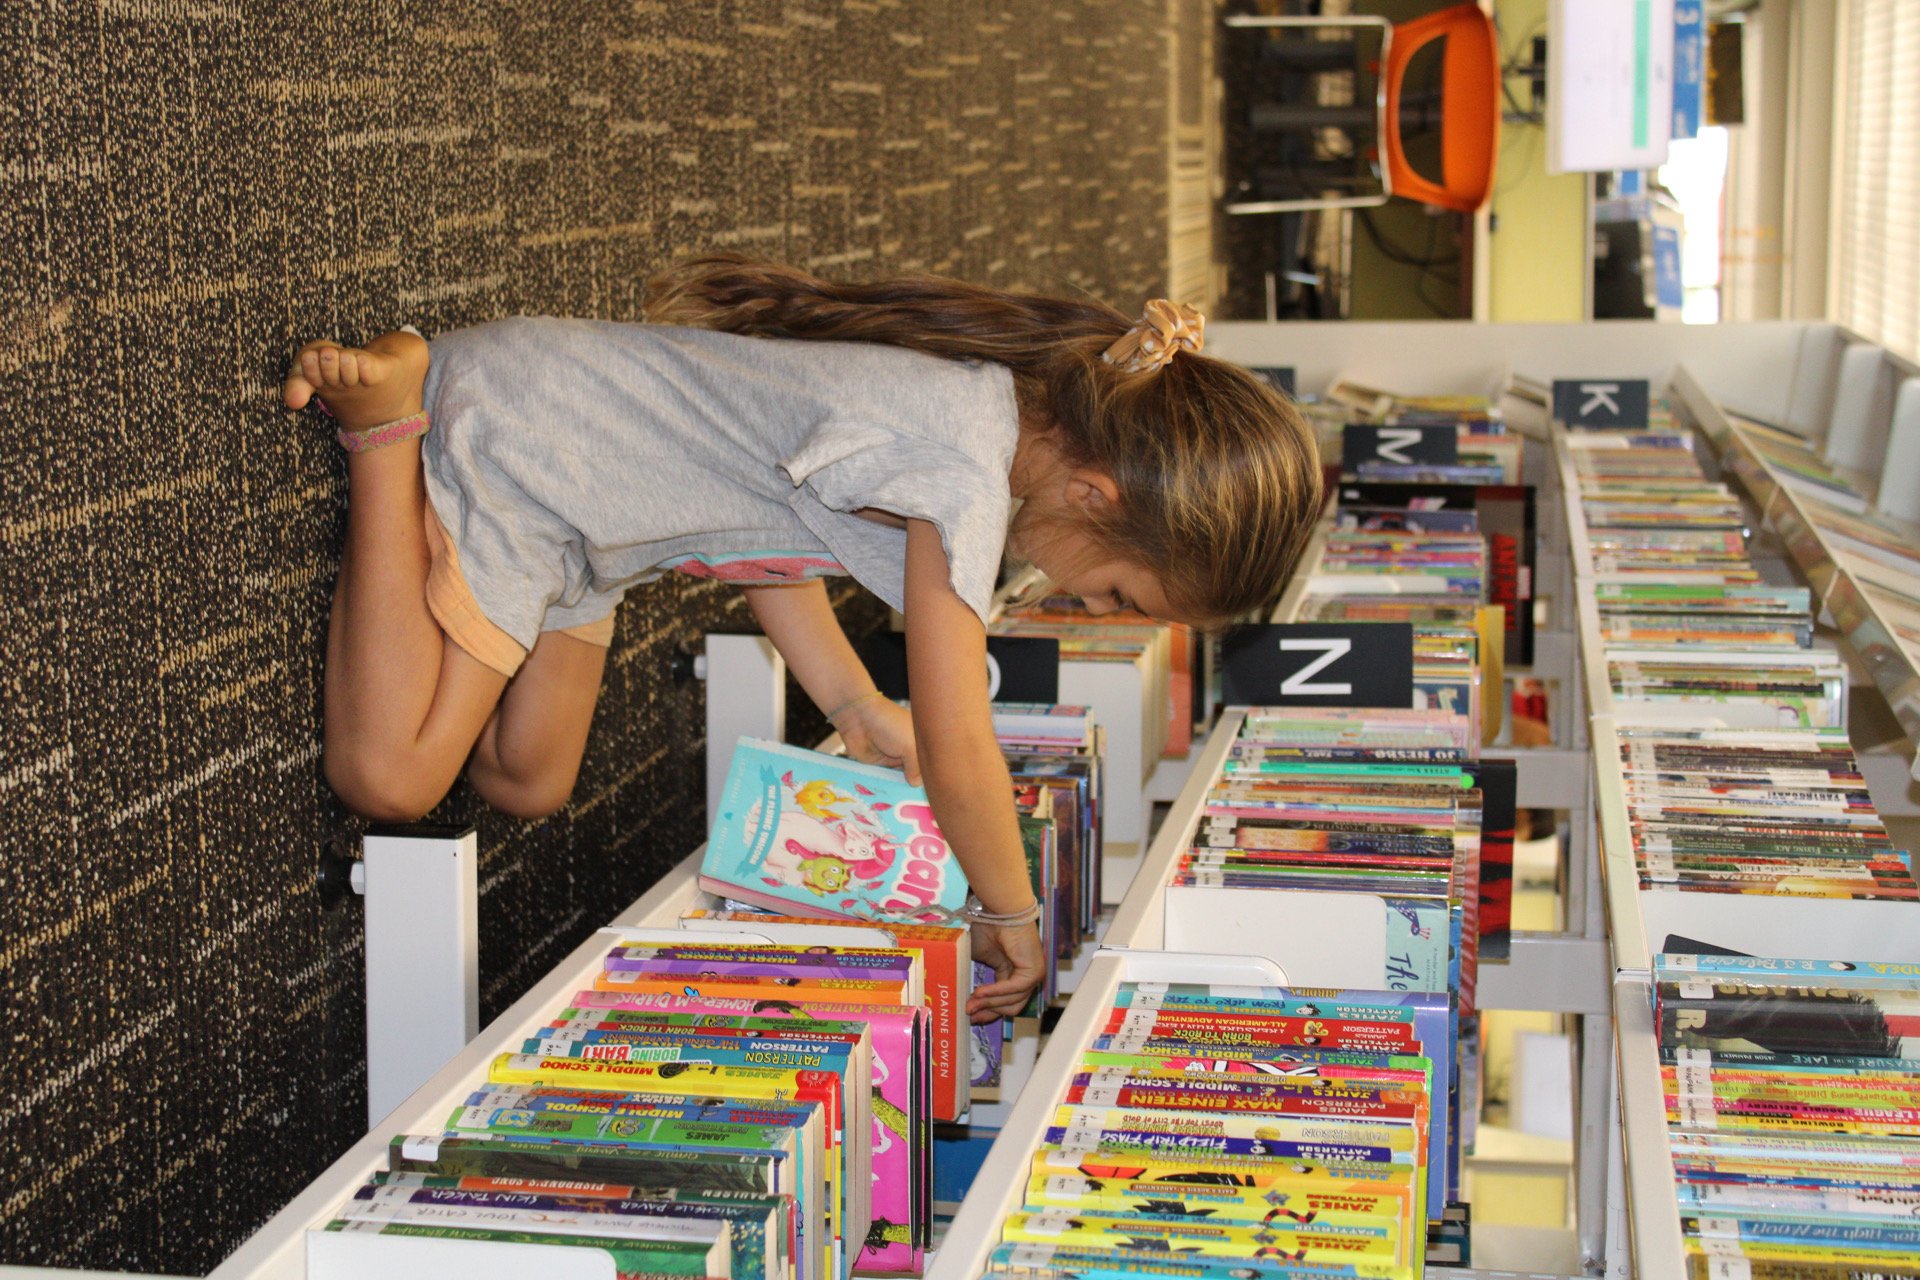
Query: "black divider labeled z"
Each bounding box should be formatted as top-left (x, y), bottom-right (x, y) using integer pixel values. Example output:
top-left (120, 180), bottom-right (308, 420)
top-left (1218, 622), bottom-right (1415, 708)
top-left (1344, 424), bottom-right (1460, 468)
top-left (862, 632), bottom-right (1060, 705)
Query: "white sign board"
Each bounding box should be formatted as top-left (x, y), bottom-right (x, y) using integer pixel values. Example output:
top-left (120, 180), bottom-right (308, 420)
top-left (1547, 0), bottom-right (1675, 173)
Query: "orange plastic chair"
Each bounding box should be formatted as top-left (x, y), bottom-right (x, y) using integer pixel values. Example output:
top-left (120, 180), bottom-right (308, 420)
top-left (1382, 3), bottom-right (1502, 212)
top-left (1224, 3), bottom-right (1502, 215)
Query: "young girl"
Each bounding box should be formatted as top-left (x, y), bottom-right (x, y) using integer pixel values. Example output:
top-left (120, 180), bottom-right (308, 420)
top-left (281, 255), bottom-right (1322, 1020)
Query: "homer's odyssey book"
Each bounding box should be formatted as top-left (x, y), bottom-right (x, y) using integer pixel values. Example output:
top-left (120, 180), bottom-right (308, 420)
top-left (700, 739), bottom-right (970, 924)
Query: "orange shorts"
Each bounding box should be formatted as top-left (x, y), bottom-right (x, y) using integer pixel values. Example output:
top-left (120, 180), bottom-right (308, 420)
top-left (423, 504), bottom-right (615, 678)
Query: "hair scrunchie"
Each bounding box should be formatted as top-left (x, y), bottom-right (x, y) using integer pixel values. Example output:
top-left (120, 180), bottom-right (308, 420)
top-left (1100, 299), bottom-right (1205, 374)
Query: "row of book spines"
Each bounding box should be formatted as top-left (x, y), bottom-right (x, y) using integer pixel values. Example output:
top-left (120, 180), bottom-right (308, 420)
top-left (680, 909), bottom-right (969, 1123)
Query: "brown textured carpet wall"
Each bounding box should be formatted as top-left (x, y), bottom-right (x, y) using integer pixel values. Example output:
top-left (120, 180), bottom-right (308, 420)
top-left (0, 1), bottom-right (1170, 1271)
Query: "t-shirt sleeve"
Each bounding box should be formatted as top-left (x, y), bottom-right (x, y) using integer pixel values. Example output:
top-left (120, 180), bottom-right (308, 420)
top-left (778, 419), bottom-right (1011, 624)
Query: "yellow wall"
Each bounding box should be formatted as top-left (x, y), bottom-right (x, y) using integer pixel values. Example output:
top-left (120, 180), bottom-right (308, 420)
top-left (1488, 0), bottom-right (1590, 322)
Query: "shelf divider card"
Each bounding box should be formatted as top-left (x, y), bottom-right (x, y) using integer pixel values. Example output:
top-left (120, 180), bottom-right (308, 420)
top-left (1102, 709), bottom-right (1245, 952)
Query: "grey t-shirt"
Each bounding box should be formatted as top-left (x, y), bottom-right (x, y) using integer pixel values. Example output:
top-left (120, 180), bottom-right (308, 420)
top-left (419, 317), bottom-right (1020, 649)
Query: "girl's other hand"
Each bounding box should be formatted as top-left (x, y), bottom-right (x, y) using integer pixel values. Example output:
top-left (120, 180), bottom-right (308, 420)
top-left (968, 919), bottom-right (1044, 1023)
top-left (836, 694), bottom-right (922, 786)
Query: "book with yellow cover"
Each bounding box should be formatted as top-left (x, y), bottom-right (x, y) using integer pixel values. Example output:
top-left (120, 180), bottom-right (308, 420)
top-left (486, 1053), bottom-right (859, 1279)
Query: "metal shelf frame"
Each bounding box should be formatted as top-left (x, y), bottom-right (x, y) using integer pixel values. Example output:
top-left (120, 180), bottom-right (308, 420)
top-left (1672, 365), bottom-right (1920, 778)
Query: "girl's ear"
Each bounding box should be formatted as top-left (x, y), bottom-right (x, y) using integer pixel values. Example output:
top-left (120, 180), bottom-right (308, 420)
top-left (1064, 469), bottom-right (1120, 511)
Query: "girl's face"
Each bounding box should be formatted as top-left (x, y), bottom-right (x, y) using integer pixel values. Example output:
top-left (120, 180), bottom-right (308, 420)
top-left (1018, 521), bottom-right (1175, 621)
top-left (1009, 448), bottom-right (1183, 622)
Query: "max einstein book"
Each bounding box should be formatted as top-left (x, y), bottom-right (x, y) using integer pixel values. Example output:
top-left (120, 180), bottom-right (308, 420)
top-left (701, 739), bottom-right (971, 925)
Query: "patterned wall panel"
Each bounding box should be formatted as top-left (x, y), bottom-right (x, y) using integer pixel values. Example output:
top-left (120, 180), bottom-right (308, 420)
top-left (0, 0), bottom-right (1170, 1270)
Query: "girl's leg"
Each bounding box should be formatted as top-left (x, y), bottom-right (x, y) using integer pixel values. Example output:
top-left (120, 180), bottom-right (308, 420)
top-left (285, 332), bottom-right (511, 820)
top-left (467, 629), bottom-right (609, 818)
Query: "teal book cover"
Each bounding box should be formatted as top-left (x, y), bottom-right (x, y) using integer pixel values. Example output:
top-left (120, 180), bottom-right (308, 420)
top-left (700, 739), bottom-right (971, 924)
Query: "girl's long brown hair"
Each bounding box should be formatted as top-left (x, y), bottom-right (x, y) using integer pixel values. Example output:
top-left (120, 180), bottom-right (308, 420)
top-left (645, 253), bottom-right (1323, 624)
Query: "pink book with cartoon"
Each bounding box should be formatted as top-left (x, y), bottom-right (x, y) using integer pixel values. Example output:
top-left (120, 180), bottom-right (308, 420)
top-left (700, 739), bottom-right (970, 925)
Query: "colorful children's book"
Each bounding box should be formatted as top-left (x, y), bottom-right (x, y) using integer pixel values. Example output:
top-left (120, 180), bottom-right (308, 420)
top-left (680, 910), bottom-right (972, 1123)
top-left (701, 739), bottom-right (971, 924)
top-left (485, 1054), bottom-right (858, 1278)
top-left (554, 991), bottom-right (932, 1274)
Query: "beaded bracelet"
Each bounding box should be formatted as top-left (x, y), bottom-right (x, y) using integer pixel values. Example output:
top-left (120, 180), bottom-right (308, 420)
top-left (825, 689), bottom-right (885, 724)
top-left (866, 894), bottom-right (1043, 928)
top-left (337, 410), bottom-right (430, 454)
top-left (959, 894), bottom-right (1044, 926)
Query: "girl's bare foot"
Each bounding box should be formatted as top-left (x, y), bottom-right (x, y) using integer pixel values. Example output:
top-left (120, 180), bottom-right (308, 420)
top-left (283, 330), bottom-right (430, 431)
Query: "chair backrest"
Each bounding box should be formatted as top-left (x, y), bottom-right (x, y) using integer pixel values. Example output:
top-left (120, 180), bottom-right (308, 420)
top-left (1381, 3), bottom-right (1500, 212)
top-left (1878, 377), bottom-right (1920, 525)
top-left (1783, 322), bottom-right (1845, 442)
top-left (1824, 341), bottom-right (1897, 473)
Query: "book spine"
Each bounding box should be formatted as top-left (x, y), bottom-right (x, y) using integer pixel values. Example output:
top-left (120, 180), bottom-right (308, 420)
top-left (1060, 1078), bottom-right (1422, 1123)
top-left (997, 1213), bottom-right (1400, 1260)
top-left (1029, 1146), bottom-right (1416, 1188)
top-left (1022, 1168), bottom-right (1410, 1222)
top-left (1039, 1128), bottom-right (1409, 1165)
top-left (603, 952), bottom-right (915, 981)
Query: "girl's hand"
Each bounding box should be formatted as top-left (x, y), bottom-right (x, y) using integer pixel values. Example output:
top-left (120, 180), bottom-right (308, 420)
top-left (836, 694), bottom-right (922, 786)
top-left (968, 919), bottom-right (1045, 1023)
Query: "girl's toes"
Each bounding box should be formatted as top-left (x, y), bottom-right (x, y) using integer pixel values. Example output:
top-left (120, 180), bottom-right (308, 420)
top-left (337, 352), bottom-right (362, 387)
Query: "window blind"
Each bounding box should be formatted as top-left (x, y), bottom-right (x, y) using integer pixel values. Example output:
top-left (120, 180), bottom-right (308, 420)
top-left (1831, 0), bottom-right (1920, 361)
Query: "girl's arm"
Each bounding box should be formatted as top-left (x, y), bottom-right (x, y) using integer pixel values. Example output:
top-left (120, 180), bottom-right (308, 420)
top-left (741, 580), bottom-right (919, 783)
top-left (903, 518), bottom-right (1047, 1021)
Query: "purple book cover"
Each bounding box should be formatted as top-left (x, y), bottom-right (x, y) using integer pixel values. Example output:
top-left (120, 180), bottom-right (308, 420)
top-left (566, 989), bottom-right (929, 1273)
top-left (969, 961), bottom-right (1004, 1092)
top-left (603, 949), bottom-right (915, 985)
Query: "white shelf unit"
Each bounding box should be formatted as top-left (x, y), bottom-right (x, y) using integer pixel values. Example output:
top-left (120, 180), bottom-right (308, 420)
top-left (1672, 364), bottom-right (1920, 779)
top-left (1554, 379), bottom-right (1920, 1280)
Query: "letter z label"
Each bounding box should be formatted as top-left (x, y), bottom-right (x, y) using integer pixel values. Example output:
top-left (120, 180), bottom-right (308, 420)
top-left (1278, 638), bottom-right (1352, 696)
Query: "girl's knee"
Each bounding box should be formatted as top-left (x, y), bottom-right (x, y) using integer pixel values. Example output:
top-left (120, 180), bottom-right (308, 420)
top-left (468, 767), bottom-right (574, 820)
top-left (324, 753), bottom-right (449, 823)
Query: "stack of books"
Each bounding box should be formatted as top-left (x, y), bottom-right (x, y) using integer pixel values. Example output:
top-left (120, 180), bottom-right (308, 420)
top-left (1653, 952), bottom-right (1920, 1277)
top-left (1199, 708), bottom-right (1485, 1207)
top-left (1733, 414), bottom-right (1874, 514)
top-left (977, 982), bottom-right (1438, 1280)
top-left (995, 703), bottom-right (1105, 992)
top-left (992, 596), bottom-right (1196, 758)
top-left (1605, 648), bottom-right (1849, 730)
top-left (1559, 405), bottom-right (1920, 906)
top-left (1616, 727), bottom-right (1915, 899)
top-left (1314, 379), bottom-right (1524, 485)
top-left (322, 932), bottom-right (943, 1278)
top-left (1308, 530), bottom-right (1488, 603)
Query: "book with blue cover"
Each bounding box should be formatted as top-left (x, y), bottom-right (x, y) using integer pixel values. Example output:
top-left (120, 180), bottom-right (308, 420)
top-left (700, 739), bottom-right (971, 925)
